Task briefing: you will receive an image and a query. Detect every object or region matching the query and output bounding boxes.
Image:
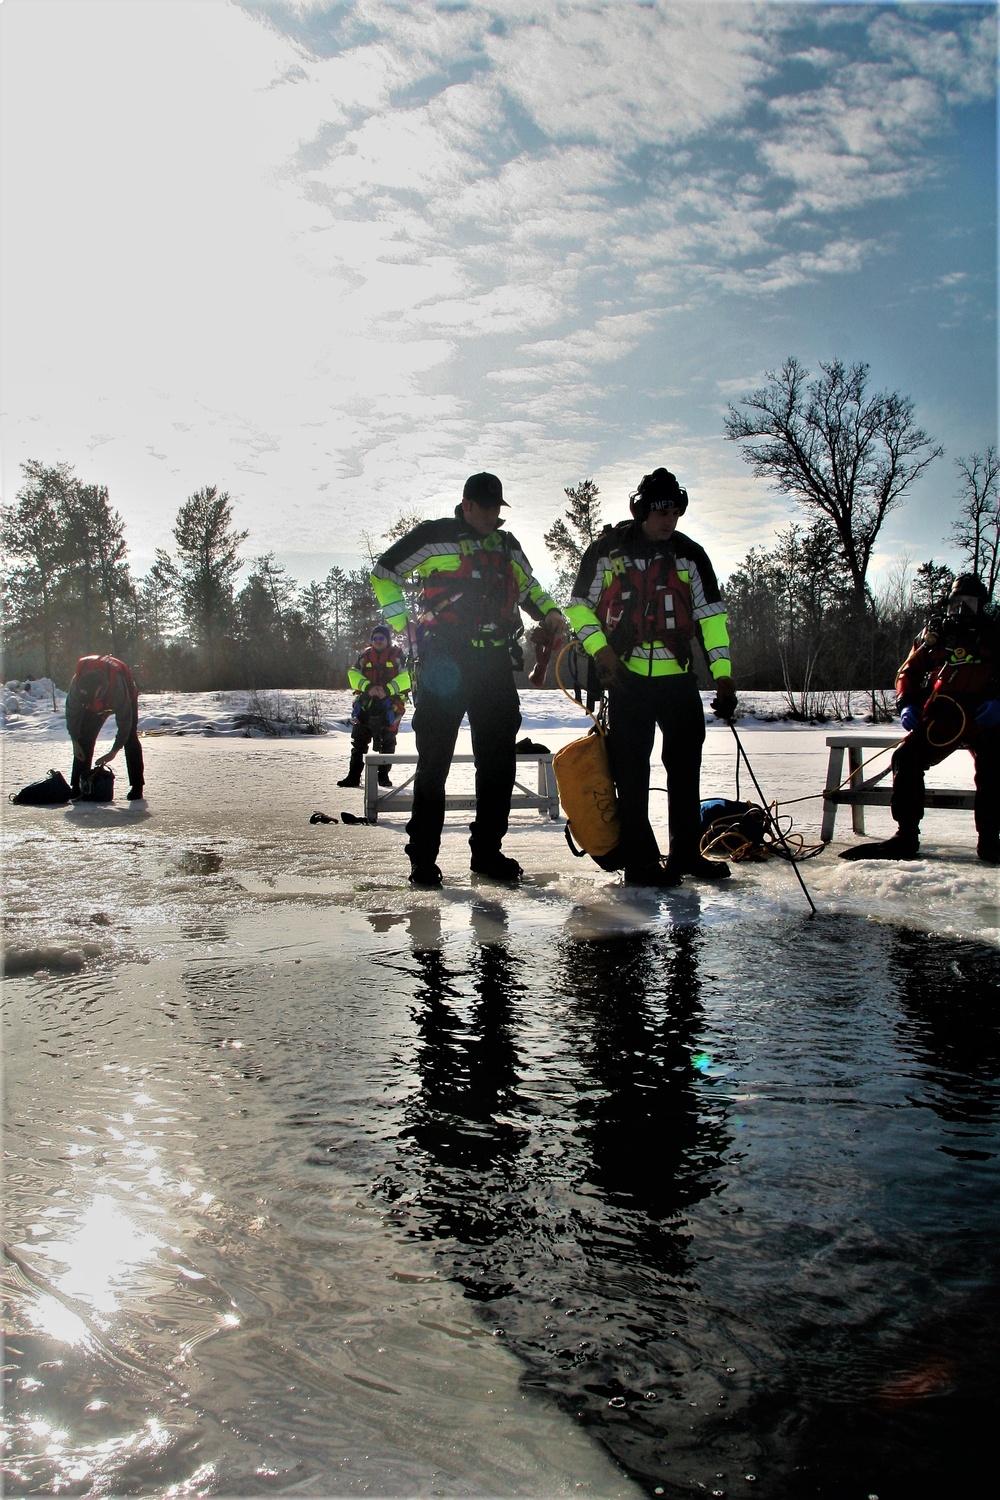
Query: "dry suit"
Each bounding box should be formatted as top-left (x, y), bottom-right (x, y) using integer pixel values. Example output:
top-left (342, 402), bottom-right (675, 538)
top-left (341, 640), bottom-right (411, 786)
top-left (372, 507), bottom-right (557, 866)
top-left (892, 610), bottom-right (1000, 845)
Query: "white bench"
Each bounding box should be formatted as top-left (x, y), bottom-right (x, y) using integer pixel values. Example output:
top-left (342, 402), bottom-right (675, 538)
top-left (363, 752), bottom-right (560, 824)
top-left (821, 732), bottom-right (976, 842)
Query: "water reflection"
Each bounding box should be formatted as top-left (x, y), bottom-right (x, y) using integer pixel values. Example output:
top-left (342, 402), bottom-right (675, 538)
top-left (374, 914), bottom-right (1000, 1497)
top-left (890, 926), bottom-right (1000, 1143)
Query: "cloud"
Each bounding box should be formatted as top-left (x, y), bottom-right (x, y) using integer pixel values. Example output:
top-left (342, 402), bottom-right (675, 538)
top-left (5, 1), bottom-right (993, 580)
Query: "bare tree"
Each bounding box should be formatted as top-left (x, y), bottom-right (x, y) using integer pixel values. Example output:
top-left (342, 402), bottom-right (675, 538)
top-left (951, 447), bottom-right (1000, 600)
top-left (724, 358), bottom-right (942, 612)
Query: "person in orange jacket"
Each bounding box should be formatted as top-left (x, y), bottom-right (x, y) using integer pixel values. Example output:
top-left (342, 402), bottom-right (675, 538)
top-left (65, 654), bottom-right (145, 800)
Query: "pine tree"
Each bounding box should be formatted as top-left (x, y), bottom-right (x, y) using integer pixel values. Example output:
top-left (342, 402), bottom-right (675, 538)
top-left (544, 479), bottom-right (602, 599)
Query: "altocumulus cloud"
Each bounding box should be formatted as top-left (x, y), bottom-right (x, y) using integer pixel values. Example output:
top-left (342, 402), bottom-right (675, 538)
top-left (234, 0), bottom-right (994, 568)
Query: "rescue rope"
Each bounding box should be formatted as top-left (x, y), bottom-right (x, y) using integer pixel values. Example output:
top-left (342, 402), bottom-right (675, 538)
top-left (923, 692), bottom-right (967, 748)
top-left (698, 803), bottom-right (826, 864)
top-left (554, 641), bottom-right (607, 733)
top-left (725, 721), bottom-right (818, 915)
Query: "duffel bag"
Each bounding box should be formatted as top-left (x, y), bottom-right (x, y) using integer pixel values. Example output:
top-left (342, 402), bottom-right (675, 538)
top-left (552, 726), bottom-right (622, 869)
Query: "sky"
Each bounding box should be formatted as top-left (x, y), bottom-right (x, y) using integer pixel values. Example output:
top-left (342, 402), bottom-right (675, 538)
top-left (1, 0), bottom-right (996, 598)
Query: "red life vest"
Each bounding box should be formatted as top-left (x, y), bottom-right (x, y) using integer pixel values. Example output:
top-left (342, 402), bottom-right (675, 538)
top-left (422, 534), bottom-right (520, 635)
top-left (360, 644), bottom-right (404, 689)
top-left (72, 655), bottom-right (135, 712)
top-left (595, 544), bottom-right (696, 660)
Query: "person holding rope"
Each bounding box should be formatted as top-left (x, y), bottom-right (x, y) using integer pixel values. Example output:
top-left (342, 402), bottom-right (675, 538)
top-left (566, 467), bottom-right (737, 887)
top-left (841, 574), bottom-right (1000, 864)
top-left (372, 472), bottom-right (564, 888)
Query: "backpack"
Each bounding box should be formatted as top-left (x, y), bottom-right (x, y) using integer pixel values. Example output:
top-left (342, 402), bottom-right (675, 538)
top-left (8, 769), bottom-right (73, 806)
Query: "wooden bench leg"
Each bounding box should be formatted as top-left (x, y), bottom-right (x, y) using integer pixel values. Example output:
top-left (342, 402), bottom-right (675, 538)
top-left (821, 745), bottom-right (844, 842)
top-left (364, 759), bottom-right (378, 823)
top-left (849, 746), bottom-right (866, 835)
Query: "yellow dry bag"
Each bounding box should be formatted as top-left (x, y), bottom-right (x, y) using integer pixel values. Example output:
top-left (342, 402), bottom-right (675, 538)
top-left (552, 724), bottom-right (621, 865)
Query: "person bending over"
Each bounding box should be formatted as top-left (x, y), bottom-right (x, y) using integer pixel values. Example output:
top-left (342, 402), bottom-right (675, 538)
top-left (65, 654), bottom-right (145, 800)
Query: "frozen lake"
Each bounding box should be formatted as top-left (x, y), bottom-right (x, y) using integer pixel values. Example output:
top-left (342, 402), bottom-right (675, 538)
top-left (3, 693), bottom-right (999, 1497)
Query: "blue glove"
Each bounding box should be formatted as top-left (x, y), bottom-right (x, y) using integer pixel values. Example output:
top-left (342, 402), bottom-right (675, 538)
top-left (899, 705), bottom-right (921, 733)
top-left (975, 698), bottom-right (1000, 730)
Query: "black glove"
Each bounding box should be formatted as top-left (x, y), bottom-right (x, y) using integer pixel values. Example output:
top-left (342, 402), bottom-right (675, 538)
top-left (593, 644), bottom-right (632, 691)
top-left (711, 677), bottom-right (737, 721)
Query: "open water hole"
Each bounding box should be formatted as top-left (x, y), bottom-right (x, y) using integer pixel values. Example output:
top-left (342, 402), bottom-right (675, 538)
top-left (4, 906), bottom-right (1000, 1498)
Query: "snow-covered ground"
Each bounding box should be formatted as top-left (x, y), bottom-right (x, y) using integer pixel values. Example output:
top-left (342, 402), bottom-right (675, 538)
top-left (3, 676), bottom-right (996, 958)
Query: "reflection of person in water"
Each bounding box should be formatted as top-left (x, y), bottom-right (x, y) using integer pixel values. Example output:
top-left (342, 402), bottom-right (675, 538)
top-left (386, 907), bottom-right (530, 1285)
top-left (379, 916), bottom-right (730, 1339)
top-left (557, 927), bottom-right (728, 1229)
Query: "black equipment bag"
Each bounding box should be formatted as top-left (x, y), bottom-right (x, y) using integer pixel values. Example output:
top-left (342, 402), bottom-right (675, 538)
top-left (9, 769), bottom-right (73, 805)
top-left (76, 766), bottom-right (115, 802)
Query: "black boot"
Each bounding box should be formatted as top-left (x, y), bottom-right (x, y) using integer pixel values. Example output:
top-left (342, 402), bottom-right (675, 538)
top-left (663, 851), bottom-right (731, 881)
top-left (337, 749), bottom-right (365, 788)
top-left (977, 834), bottom-right (1000, 865)
top-left (377, 765), bottom-right (392, 787)
top-left (839, 830), bottom-right (920, 862)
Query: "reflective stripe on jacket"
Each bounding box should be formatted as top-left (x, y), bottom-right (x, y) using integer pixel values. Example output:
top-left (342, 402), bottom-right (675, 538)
top-left (566, 521), bottom-right (731, 679)
top-left (347, 645), bottom-right (412, 696)
top-left (371, 508), bottom-right (558, 644)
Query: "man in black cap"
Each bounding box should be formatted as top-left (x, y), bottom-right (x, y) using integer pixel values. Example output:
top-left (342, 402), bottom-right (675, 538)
top-left (841, 573), bottom-right (1000, 864)
top-left (372, 473), bottom-right (564, 887)
top-left (566, 467), bottom-right (737, 887)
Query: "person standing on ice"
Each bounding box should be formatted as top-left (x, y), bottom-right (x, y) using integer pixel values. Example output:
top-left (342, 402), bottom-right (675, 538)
top-left (566, 467), bottom-right (737, 888)
top-left (840, 574), bottom-right (1000, 865)
top-left (371, 472), bottom-right (564, 888)
top-left (338, 626), bottom-right (411, 789)
top-left (65, 653), bottom-right (145, 800)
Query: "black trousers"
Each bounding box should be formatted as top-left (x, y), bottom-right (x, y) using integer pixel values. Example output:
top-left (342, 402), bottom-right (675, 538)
top-left (891, 722), bottom-right (1000, 839)
top-left (606, 672), bottom-right (705, 870)
top-left (405, 642), bottom-right (521, 865)
top-left (70, 708), bottom-right (144, 793)
top-left (351, 699), bottom-right (398, 756)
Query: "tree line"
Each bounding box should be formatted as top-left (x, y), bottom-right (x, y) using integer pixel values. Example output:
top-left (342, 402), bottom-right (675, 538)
top-left (2, 465), bottom-right (387, 690)
top-left (4, 358), bottom-right (998, 699)
top-left (545, 361), bottom-right (998, 715)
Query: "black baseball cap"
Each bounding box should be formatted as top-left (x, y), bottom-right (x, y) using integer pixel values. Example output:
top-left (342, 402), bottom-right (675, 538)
top-left (463, 472), bottom-right (508, 506)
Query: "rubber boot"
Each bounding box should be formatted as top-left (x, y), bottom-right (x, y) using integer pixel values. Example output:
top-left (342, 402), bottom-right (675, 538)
top-left (377, 765), bottom-right (392, 787)
top-left (338, 748), bottom-right (365, 788)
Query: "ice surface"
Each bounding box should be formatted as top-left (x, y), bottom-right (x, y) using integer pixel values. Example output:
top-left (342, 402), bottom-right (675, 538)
top-left (3, 679), bottom-right (996, 957)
